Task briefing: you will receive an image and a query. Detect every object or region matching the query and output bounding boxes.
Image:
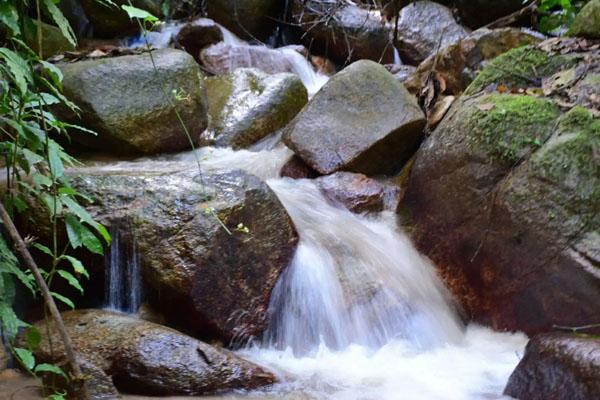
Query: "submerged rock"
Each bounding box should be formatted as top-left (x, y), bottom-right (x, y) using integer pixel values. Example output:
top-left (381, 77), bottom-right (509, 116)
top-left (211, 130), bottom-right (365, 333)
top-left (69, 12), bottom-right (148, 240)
top-left (57, 49), bottom-right (207, 155)
top-left (570, 0), bottom-right (600, 39)
top-left (206, 0), bottom-right (282, 42)
top-left (291, 0), bottom-right (394, 65)
top-left (175, 18), bottom-right (224, 62)
top-left (402, 39), bottom-right (600, 335)
top-left (21, 310), bottom-right (275, 397)
top-left (316, 172), bottom-right (400, 214)
top-left (396, 1), bottom-right (469, 65)
top-left (202, 68), bottom-right (308, 149)
top-left (504, 333), bottom-right (600, 400)
top-left (200, 42), bottom-right (296, 75)
top-left (284, 60), bottom-right (426, 175)
top-left (70, 168), bottom-right (298, 343)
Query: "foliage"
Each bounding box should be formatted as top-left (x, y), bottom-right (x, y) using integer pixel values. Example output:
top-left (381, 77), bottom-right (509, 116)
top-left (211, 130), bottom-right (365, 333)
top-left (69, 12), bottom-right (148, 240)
top-left (0, 0), bottom-right (110, 397)
top-left (537, 0), bottom-right (590, 34)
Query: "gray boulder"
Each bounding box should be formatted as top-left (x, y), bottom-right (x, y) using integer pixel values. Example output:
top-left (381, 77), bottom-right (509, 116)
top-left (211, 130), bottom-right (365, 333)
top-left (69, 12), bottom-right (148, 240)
top-left (396, 1), bottom-right (469, 65)
top-left (284, 60), bottom-right (426, 175)
top-left (21, 310), bottom-right (275, 397)
top-left (68, 167), bottom-right (298, 343)
top-left (570, 0), bottom-right (600, 39)
top-left (504, 333), bottom-right (600, 400)
top-left (175, 18), bottom-right (224, 62)
top-left (202, 68), bottom-right (308, 149)
top-left (58, 49), bottom-right (207, 155)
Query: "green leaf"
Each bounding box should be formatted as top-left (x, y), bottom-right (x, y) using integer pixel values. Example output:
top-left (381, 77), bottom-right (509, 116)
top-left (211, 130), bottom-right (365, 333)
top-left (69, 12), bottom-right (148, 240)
top-left (14, 347), bottom-right (35, 370)
top-left (121, 5), bottom-right (159, 22)
top-left (34, 363), bottom-right (67, 379)
top-left (0, 2), bottom-right (20, 36)
top-left (0, 302), bottom-right (29, 340)
top-left (64, 214), bottom-right (104, 255)
top-left (22, 148), bottom-right (45, 167)
top-left (47, 140), bottom-right (64, 178)
top-left (0, 48), bottom-right (32, 95)
top-left (62, 196), bottom-right (111, 245)
top-left (32, 243), bottom-right (53, 257)
top-left (62, 255), bottom-right (89, 279)
top-left (42, 0), bottom-right (77, 47)
top-left (51, 291), bottom-right (75, 309)
top-left (57, 270), bottom-right (84, 293)
top-left (26, 326), bottom-right (42, 349)
top-left (40, 61), bottom-right (63, 89)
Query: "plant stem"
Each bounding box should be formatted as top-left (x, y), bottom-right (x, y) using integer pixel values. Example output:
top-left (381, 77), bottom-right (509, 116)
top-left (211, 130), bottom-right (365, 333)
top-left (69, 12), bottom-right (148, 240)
top-left (0, 203), bottom-right (90, 400)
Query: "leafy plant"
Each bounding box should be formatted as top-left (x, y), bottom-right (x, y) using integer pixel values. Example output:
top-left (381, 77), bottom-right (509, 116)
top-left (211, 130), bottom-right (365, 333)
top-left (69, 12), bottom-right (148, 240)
top-left (537, 0), bottom-right (589, 35)
top-left (0, 1), bottom-right (111, 398)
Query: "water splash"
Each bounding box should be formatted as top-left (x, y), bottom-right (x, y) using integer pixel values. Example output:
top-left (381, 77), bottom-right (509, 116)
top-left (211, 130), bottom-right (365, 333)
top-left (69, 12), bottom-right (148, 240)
top-left (105, 228), bottom-right (142, 314)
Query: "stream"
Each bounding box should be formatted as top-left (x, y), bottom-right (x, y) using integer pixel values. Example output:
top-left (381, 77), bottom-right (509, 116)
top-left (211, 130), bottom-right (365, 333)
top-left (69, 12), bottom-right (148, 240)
top-left (94, 145), bottom-right (528, 400)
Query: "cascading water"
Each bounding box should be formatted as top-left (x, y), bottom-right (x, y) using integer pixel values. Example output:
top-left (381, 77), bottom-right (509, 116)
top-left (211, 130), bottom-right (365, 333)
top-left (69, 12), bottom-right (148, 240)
top-left (94, 145), bottom-right (528, 400)
top-left (104, 228), bottom-right (143, 314)
top-left (125, 21), bottom-right (329, 96)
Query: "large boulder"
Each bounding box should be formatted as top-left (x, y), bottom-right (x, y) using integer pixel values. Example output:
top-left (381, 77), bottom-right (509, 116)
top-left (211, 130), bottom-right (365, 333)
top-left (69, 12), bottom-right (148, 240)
top-left (20, 310), bottom-right (275, 396)
top-left (206, 0), bottom-right (282, 42)
top-left (404, 28), bottom-right (542, 95)
top-left (24, 21), bottom-right (76, 58)
top-left (68, 167), bottom-right (298, 343)
top-left (202, 68), bottom-right (308, 149)
top-left (504, 333), bottom-right (600, 400)
top-left (200, 42), bottom-right (296, 75)
top-left (58, 49), bottom-right (208, 155)
top-left (284, 60), bottom-right (426, 175)
top-left (80, 0), bottom-right (162, 38)
top-left (396, 1), bottom-right (469, 65)
top-left (570, 0), bottom-right (600, 39)
top-left (291, 0), bottom-right (394, 65)
top-left (401, 39), bottom-right (600, 335)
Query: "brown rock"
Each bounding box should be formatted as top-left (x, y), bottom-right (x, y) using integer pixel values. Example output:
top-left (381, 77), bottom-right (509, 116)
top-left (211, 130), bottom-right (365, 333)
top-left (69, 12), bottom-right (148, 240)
top-left (280, 156), bottom-right (320, 179)
top-left (316, 172), bottom-right (400, 213)
top-left (504, 333), bottom-right (600, 400)
top-left (20, 310), bottom-right (276, 397)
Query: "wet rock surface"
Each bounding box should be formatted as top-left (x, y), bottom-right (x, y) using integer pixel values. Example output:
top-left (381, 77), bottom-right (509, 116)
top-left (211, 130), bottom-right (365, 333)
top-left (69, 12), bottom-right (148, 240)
top-left (316, 172), bottom-right (400, 213)
top-left (284, 60), bottom-right (426, 175)
top-left (57, 49), bottom-right (207, 155)
top-left (504, 333), bottom-right (600, 400)
top-left (570, 0), bottom-right (600, 39)
top-left (19, 310), bottom-right (276, 397)
top-left (396, 1), bottom-right (469, 65)
top-left (202, 68), bottom-right (308, 149)
top-left (69, 168), bottom-right (298, 343)
top-left (402, 38), bottom-right (600, 335)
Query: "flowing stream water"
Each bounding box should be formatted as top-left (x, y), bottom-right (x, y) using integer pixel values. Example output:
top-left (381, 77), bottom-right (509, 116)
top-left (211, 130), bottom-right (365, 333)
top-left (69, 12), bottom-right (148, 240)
top-left (84, 145), bottom-right (528, 400)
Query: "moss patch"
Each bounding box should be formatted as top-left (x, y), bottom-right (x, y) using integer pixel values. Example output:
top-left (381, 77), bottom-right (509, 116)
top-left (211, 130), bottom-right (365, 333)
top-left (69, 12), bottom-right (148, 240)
top-left (532, 106), bottom-right (600, 209)
top-left (465, 46), bottom-right (574, 95)
top-left (466, 94), bottom-right (560, 164)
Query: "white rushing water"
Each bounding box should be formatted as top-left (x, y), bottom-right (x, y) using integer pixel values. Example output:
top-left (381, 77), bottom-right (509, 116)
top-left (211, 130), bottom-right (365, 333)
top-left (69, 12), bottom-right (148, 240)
top-left (90, 146), bottom-right (528, 400)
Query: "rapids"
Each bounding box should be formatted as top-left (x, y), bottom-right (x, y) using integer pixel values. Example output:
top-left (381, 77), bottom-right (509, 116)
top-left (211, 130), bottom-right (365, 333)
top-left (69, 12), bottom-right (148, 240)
top-left (82, 144), bottom-right (528, 400)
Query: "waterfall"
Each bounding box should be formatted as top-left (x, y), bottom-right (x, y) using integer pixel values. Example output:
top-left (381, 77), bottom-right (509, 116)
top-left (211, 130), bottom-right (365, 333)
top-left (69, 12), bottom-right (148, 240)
top-left (104, 228), bottom-right (142, 314)
top-left (84, 147), bottom-right (527, 399)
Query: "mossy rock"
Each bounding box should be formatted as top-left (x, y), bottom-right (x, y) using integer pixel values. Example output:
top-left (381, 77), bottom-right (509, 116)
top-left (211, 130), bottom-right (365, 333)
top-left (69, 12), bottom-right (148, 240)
top-left (465, 46), bottom-right (575, 95)
top-left (569, 0), bottom-right (600, 39)
top-left (402, 39), bottom-right (600, 334)
top-left (202, 68), bottom-right (308, 149)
